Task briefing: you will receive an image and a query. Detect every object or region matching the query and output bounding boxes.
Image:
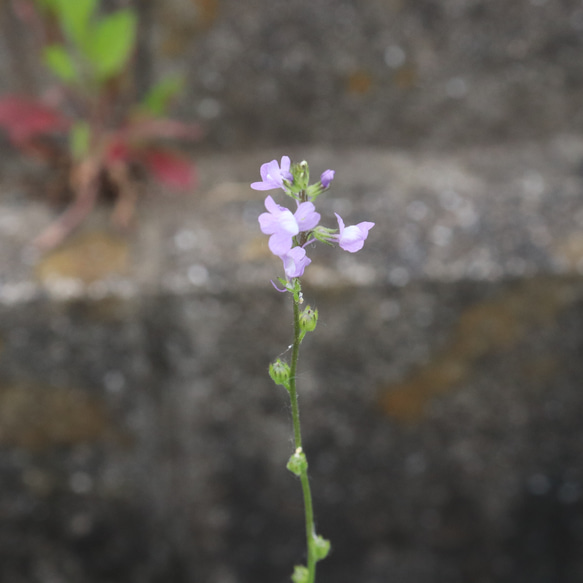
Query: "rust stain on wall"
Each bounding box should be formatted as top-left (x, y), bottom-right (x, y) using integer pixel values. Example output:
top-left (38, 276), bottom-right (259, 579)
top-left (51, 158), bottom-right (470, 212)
top-left (555, 232), bottom-right (583, 270)
top-left (191, 0), bottom-right (220, 26)
top-left (0, 384), bottom-right (110, 450)
top-left (379, 278), bottom-right (577, 423)
top-left (159, 0), bottom-right (219, 56)
top-left (36, 231), bottom-right (129, 285)
top-left (392, 63), bottom-right (417, 89)
top-left (346, 71), bottom-right (374, 95)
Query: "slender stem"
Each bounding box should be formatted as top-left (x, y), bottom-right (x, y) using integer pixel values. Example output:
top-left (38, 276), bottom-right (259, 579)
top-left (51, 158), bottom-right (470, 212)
top-left (288, 287), bottom-right (317, 583)
top-left (288, 295), bottom-right (303, 449)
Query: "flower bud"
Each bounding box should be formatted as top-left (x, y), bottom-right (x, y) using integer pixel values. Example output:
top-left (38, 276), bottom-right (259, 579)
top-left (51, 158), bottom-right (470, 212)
top-left (291, 565), bottom-right (309, 583)
top-left (320, 169), bottom-right (335, 189)
top-left (286, 447), bottom-right (308, 476)
top-left (269, 359), bottom-right (290, 387)
top-left (299, 306), bottom-right (318, 333)
top-left (292, 160), bottom-right (310, 191)
top-left (312, 534), bottom-right (331, 561)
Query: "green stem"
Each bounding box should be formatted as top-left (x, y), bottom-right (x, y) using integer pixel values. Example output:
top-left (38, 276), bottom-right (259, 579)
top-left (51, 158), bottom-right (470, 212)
top-left (289, 296), bottom-right (303, 450)
top-left (288, 286), bottom-right (317, 583)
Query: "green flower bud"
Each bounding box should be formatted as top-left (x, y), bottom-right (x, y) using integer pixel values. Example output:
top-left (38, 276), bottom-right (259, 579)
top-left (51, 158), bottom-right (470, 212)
top-left (269, 359), bottom-right (290, 387)
top-left (291, 160), bottom-right (310, 191)
top-left (299, 306), bottom-right (318, 333)
top-left (286, 447), bottom-right (308, 476)
top-left (312, 534), bottom-right (331, 561)
top-left (291, 565), bottom-right (309, 583)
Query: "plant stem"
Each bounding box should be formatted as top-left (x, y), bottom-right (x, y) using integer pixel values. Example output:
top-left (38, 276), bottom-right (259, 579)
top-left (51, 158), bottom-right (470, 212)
top-left (288, 288), bottom-right (317, 583)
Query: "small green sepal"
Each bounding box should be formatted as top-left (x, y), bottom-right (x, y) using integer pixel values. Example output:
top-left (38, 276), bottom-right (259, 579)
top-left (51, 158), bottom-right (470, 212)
top-left (312, 225), bottom-right (338, 246)
top-left (269, 359), bottom-right (290, 388)
top-left (286, 447), bottom-right (308, 476)
top-left (299, 305), bottom-right (318, 333)
top-left (312, 533), bottom-right (331, 561)
top-left (291, 565), bottom-right (309, 583)
top-left (305, 182), bottom-right (322, 200)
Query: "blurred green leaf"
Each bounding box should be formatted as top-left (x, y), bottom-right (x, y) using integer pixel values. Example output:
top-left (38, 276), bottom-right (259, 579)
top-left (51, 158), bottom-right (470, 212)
top-left (54, 0), bottom-right (97, 47)
top-left (141, 76), bottom-right (184, 117)
top-left (43, 44), bottom-right (77, 83)
top-left (69, 121), bottom-right (91, 160)
top-left (87, 10), bottom-right (137, 81)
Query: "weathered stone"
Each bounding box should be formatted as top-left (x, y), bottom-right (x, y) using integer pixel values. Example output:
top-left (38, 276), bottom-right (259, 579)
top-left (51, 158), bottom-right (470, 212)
top-left (2, 0), bottom-right (583, 150)
top-left (0, 140), bottom-right (581, 582)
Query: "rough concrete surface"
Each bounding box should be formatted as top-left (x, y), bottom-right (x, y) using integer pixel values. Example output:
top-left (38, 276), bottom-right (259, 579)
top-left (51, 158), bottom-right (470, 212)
top-left (0, 138), bottom-right (581, 582)
top-left (3, 0), bottom-right (583, 151)
top-left (0, 0), bottom-right (583, 580)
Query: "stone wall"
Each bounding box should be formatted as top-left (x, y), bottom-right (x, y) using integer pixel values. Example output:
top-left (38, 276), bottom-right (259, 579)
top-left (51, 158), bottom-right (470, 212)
top-left (2, 0), bottom-right (583, 149)
top-left (0, 142), bottom-right (581, 581)
top-left (0, 0), bottom-right (583, 581)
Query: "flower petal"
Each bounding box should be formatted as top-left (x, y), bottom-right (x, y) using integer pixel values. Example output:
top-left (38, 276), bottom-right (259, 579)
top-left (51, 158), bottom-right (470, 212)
top-left (258, 212), bottom-right (279, 234)
top-left (278, 210), bottom-right (300, 236)
top-left (334, 213), bottom-right (345, 235)
top-left (295, 202), bottom-right (320, 231)
top-left (264, 195), bottom-right (280, 214)
top-left (269, 232), bottom-right (293, 256)
top-left (260, 160), bottom-right (276, 182)
top-left (280, 156), bottom-right (291, 173)
top-left (251, 181), bottom-right (276, 191)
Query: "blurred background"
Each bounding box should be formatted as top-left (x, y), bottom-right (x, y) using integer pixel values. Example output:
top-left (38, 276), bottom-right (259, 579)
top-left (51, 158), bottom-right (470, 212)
top-left (0, 0), bottom-right (583, 582)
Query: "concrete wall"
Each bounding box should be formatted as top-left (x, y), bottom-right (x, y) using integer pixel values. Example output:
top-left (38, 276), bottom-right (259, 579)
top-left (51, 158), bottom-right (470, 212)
top-left (0, 143), bottom-right (582, 581)
top-left (2, 0), bottom-right (583, 149)
top-left (0, 1), bottom-right (583, 582)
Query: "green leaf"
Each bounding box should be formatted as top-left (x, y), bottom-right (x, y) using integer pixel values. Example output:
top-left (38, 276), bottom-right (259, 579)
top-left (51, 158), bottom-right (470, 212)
top-left (141, 76), bottom-right (184, 117)
top-left (86, 10), bottom-right (137, 80)
top-left (69, 121), bottom-right (91, 160)
top-left (43, 44), bottom-right (77, 83)
top-left (54, 0), bottom-right (97, 47)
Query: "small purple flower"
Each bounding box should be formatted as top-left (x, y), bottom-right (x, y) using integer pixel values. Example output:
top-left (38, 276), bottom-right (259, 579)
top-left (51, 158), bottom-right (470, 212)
top-left (281, 247), bottom-right (311, 278)
top-left (259, 196), bottom-right (321, 256)
top-left (251, 156), bottom-right (293, 191)
top-left (320, 169), bottom-right (335, 189)
top-left (335, 213), bottom-right (375, 253)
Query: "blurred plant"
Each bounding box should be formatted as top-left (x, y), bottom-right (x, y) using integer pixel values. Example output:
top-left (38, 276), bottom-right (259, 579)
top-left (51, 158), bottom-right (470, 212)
top-left (0, 0), bottom-right (200, 249)
top-left (252, 157), bottom-right (374, 582)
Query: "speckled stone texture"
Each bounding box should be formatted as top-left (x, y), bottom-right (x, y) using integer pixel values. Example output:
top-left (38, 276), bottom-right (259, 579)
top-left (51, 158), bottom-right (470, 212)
top-left (0, 139), bottom-right (581, 582)
top-left (2, 0), bottom-right (583, 151)
top-left (0, 0), bottom-right (583, 580)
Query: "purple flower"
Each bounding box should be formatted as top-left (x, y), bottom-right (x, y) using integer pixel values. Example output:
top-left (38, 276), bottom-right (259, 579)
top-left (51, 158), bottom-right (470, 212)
top-left (281, 247), bottom-right (311, 278)
top-left (251, 156), bottom-right (293, 191)
top-left (259, 196), bottom-right (320, 256)
top-left (335, 213), bottom-right (375, 253)
top-left (320, 169), bottom-right (335, 189)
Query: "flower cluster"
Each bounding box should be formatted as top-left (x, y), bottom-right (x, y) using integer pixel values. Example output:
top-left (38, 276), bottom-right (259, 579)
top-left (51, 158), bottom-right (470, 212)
top-left (252, 156), bottom-right (374, 281)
